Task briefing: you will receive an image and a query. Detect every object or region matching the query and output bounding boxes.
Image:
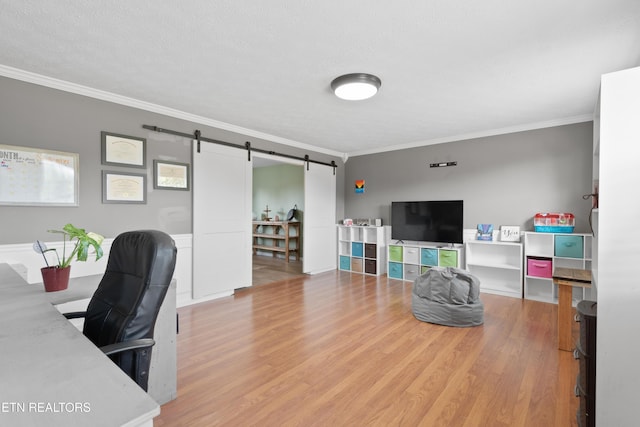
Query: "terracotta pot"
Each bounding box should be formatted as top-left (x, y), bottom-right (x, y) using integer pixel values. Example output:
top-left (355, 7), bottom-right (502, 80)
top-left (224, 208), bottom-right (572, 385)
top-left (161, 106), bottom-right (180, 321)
top-left (41, 266), bottom-right (71, 292)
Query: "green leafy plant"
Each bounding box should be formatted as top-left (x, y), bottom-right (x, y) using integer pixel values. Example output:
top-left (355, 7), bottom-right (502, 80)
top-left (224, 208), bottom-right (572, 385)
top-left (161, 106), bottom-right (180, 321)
top-left (35, 223), bottom-right (105, 268)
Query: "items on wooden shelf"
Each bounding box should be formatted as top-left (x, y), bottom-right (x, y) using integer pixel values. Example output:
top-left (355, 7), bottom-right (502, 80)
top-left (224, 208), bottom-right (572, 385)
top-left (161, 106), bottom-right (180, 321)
top-left (252, 221), bottom-right (300, 262)
top-left (262, 205), bottom-right (272, 221)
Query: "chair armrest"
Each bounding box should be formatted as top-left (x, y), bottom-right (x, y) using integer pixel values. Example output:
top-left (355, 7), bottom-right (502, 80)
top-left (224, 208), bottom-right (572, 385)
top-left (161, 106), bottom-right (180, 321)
top-left (100, 338), bottom-right (156, 356)
top-left (63, 311), bottom-right (87, 319)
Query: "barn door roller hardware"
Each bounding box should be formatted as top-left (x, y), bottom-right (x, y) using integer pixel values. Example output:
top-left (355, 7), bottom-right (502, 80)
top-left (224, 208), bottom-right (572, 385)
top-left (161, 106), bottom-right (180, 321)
top-left (142, 124), bottom-right (338, 171)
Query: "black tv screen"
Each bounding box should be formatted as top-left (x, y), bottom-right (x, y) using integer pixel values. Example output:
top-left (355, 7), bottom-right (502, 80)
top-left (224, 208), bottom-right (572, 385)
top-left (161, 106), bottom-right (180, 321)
top-left (391, 200), bottom-right (464, 244)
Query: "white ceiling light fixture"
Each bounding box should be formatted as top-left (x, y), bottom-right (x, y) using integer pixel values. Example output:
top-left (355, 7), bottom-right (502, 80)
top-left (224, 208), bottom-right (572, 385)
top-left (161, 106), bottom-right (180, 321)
top-left (331, 73), bottom-right (381, 101)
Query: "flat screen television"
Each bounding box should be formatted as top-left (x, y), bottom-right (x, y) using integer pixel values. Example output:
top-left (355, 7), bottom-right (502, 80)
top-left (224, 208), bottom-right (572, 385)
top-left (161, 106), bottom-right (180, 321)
top-left (391, 200), bottom-right (464, 244)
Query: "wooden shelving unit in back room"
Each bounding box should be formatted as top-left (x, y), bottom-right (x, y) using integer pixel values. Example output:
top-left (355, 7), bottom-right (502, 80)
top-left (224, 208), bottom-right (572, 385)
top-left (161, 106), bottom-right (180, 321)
top-left (252, 221), bottom-right (300, 262)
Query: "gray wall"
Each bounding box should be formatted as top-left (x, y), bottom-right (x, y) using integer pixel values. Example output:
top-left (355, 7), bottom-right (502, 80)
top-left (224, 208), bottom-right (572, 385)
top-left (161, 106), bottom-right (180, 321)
top-left (343, 122), bottom-right (593, 234)
top-left (0, 76), bottom-right (344, 244)
top-left (253, 164), bottom-right (304, 222)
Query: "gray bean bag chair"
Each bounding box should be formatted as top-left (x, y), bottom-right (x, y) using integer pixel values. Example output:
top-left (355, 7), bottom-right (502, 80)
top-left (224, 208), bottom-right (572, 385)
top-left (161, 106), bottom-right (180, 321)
top-left (412, 267), bottom-right (484, 327)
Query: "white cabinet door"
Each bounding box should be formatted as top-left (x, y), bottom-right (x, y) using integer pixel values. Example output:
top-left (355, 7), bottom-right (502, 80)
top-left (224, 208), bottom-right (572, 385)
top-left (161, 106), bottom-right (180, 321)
top-left (192, 141), bottom-right (252, 298)
top-left (303, 163), bottom-right (336, 274)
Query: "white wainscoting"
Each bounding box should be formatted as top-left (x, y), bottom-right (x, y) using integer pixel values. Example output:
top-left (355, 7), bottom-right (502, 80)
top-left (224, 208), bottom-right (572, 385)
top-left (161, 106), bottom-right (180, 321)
top-left (0, 234), bottom-right (200, 307)
top-left (171, 234), bottom-right (194, 307)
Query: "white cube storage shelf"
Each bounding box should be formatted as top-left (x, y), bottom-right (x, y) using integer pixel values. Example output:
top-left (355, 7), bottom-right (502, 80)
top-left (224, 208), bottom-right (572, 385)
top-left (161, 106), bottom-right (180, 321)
top-left (387, 243), bottom-right (463, 281)
top-left (465, 240), bottom-right (523, 298)
top-left (337, 226), bottom-right (389, 276)
top-left (524, 231), bottom-right (592, 304)
top-left (338, 226), bottom-right (592, 305)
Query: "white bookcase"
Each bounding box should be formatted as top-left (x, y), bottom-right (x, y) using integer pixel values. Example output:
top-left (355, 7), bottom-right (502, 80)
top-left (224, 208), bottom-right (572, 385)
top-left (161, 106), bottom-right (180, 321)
top-left (524, 231), bottom-right (592, 304)
top-left (337, 225), bottom-right (389, 276)
top-left (465, 240), bottom-right (523, 298)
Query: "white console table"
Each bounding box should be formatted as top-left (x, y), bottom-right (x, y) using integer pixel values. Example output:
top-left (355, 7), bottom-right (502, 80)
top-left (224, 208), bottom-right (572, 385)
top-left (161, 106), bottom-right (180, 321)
top-left (0, 263), bottom-right (160, 427)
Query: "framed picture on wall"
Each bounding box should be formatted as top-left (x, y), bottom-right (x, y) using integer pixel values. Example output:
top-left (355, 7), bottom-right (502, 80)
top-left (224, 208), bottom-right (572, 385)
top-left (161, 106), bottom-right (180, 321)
top-left (102, 170), bottom-right (147, 204)
top-left (153, 160), bottom-right (190, 190)
top-left (101, 131), bottom-right (146, 168)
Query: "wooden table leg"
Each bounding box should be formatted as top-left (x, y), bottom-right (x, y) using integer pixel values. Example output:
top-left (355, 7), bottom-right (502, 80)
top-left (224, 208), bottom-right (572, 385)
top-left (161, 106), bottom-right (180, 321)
top-left (557, 283), bottom-right (573, 351)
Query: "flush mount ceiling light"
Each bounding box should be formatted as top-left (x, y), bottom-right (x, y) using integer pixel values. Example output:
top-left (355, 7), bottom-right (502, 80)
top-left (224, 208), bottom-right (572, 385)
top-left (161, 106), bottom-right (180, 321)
top-left (331, 73), bottom-right (381, 101)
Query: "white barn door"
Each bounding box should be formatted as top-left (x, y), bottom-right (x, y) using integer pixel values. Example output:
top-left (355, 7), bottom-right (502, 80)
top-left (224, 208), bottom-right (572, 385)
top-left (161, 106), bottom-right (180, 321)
top-left (192, 141), bottom-right (252, 299)
top-left (303, 163), bottom-right (337, 274)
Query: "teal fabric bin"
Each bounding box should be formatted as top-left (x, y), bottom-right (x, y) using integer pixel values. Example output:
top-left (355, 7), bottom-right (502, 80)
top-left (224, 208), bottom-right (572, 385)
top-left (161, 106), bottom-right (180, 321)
top-left (554, 235), bottom-right (583, 258)
top-left (339, 255), bottom-right (351, 270)
top-left (421, 248), bottom-right (438, 266)
top-left (388, 262), bottom-right (403, 279)
top-left (351, 242), bottom-right (364, 257)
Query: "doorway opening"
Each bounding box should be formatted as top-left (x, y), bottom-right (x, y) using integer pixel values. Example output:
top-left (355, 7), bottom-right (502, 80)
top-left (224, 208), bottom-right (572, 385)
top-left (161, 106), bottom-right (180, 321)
top-left (252, 154), bottom-right (304, 286)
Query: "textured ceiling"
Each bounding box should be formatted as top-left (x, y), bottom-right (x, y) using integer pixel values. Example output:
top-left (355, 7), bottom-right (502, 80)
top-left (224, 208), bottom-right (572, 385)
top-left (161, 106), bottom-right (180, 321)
top-left (1, 1), bottom-right (639, 157)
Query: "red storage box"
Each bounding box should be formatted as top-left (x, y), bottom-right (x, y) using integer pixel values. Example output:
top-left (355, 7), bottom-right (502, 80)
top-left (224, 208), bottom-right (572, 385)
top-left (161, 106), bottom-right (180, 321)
top-left (534, 213), bottom-right (575, 233)
top-left (527, 257), bottom-right (552, 278)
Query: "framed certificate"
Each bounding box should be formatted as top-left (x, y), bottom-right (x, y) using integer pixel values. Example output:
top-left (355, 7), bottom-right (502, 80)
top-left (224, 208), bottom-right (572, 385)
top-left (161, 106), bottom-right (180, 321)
top-left (153, 160), bottom-right (190, 190)
top-left (102, 170), bottom-right (147, 204)
top-left (101, 132), bottom-right (146, 168)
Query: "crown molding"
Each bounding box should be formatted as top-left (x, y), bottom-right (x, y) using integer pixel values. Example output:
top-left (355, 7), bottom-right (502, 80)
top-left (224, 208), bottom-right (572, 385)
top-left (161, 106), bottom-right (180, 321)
top-left (0, 65), bottom-right (344, 159)
top-left (0, 65), bottom-right (593, 162)
top-left (348, 114), bottom-right (594, 157)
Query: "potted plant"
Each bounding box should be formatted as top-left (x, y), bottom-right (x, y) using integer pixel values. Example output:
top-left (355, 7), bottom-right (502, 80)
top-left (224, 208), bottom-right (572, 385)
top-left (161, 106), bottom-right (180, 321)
top-left (34, 223), bottom-right (105, 292)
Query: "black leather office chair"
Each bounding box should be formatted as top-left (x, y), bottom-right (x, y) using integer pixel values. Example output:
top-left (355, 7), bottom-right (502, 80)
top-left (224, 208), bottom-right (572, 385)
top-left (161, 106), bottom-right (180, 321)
top-left (65, 230), bottom-right (177, 391)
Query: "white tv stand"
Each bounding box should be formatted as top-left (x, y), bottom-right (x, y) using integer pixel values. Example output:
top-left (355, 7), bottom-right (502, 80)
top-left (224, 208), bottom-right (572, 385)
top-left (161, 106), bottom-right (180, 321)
top-left (387, 241), bottom-right (464, 281)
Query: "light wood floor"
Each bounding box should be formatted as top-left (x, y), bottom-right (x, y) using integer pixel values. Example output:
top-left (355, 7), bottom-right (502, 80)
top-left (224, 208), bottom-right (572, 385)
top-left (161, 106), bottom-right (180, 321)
top-left (156, 270), bottom-right (579, 427)
top-left (251, 254), bottom-right (304, 287)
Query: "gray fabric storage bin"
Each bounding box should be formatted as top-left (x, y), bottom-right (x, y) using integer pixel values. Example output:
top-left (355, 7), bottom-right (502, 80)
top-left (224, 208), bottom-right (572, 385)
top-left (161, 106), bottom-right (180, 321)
top-left (412, 267), bottom-right (484, 327)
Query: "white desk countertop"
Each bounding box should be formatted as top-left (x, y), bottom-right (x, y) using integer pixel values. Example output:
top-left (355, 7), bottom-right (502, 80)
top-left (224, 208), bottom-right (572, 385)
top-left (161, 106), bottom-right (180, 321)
top-left (0, 263), bottom-right (159, 427)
